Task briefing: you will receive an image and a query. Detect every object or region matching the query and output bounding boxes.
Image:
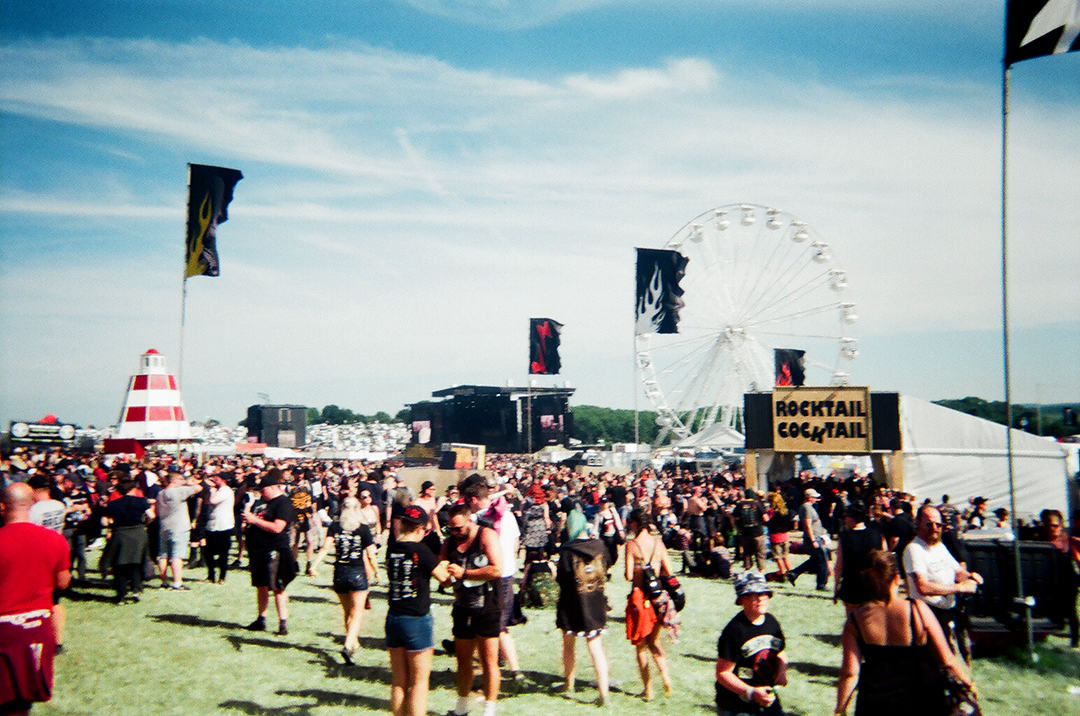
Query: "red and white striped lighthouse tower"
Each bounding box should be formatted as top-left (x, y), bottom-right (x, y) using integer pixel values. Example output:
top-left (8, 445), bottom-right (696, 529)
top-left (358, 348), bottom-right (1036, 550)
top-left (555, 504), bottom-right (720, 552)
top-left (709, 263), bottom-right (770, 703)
top-left (116, 349), bottom-right (192, 441)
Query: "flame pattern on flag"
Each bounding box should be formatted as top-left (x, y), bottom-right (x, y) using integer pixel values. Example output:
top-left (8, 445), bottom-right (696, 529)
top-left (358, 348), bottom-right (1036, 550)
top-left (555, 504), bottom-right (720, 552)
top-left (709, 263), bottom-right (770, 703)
top-left (635, 248), bottom-right (687, 335)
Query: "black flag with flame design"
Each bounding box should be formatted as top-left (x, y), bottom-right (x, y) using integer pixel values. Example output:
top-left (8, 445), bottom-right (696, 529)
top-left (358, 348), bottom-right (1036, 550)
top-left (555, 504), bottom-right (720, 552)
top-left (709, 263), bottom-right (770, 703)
top-left (1005, 0), bottom-right (1080, 66)
top-left (774, 348), bottom-right (806, 387)
top-left (185, 164), bottom-right (243, 278)
top-left (529, 318), bottom-right (563, 375)
top-left (635, 248), bottom-right (688, 335)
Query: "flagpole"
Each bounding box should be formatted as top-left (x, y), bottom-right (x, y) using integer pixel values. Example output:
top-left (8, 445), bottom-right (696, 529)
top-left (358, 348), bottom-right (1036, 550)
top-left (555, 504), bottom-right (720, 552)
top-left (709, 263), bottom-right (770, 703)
top-left (634, 334), bottom-right (640, 446)
top-left (176, 164), bottom-right (192, 460)
top-left (1001, 59), bottom-right (1035, 663)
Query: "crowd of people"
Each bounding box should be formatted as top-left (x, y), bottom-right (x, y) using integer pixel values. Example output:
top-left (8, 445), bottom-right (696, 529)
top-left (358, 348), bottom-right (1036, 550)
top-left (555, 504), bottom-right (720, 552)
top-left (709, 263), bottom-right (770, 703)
top-left (1, 445), bottom-right (1078, 716)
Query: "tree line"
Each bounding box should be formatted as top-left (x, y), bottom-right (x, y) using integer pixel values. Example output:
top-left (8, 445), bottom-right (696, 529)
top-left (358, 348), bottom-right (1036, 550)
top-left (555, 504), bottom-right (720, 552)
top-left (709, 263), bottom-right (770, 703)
top-left (251, 397), bottom-right (1079, 443)
top-left (933, 397), bottom-right (1079, 439)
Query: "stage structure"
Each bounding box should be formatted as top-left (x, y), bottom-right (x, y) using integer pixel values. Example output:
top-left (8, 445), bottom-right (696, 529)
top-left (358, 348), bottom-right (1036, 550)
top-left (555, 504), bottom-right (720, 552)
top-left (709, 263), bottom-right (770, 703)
top-left (246, 404), bottom-right (307, 448)
top-left (409, 384), bottom-right (575, 454)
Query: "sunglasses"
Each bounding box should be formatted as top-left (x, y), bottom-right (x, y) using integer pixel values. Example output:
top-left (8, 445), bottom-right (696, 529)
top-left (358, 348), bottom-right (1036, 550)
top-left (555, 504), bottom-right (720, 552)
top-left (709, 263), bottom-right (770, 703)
top-left (449, 524), bottom-right (470, 534)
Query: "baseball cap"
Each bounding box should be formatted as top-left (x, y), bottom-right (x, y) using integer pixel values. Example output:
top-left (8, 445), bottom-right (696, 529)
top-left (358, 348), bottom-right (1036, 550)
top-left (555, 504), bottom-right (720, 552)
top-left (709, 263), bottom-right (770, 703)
top-left (461, 473), bottom-right (487, 489)
top-left (400, 504), bottom-right (428, 526)
top-left (260, 468), bottom-right (286, 487)
top-left (27, 474), bottom-right (50, 490)
top-left (804, 488), bottom-right (821, 499)
top-left (733, 571), bottom-right (773, 602)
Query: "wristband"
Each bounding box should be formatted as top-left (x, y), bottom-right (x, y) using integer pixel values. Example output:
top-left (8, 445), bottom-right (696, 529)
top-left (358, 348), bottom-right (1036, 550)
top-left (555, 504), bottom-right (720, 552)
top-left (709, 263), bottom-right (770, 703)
top-left (744, 684), bottom-right (754, 702)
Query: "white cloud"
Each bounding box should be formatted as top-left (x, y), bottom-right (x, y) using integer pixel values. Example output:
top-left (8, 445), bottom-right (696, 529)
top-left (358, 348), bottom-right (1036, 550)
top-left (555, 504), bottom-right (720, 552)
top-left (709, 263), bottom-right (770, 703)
top-left (1, 35), bottom-right (1077, 425)
top-left (397, 1), bottom-right (990, 30)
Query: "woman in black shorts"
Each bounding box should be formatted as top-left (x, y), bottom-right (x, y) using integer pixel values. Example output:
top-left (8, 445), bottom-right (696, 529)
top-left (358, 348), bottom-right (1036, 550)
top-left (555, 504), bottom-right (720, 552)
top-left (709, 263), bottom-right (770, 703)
top-left (386, 504), bottom-right (450, 716)
top-left (312, 495), bottom-right (376, 663)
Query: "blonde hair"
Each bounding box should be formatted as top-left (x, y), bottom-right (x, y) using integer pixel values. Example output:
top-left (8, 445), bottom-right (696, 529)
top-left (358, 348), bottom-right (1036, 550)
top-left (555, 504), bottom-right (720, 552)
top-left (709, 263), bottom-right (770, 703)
top-left (339, 496), bottom-right (364, 533)
top-left (768, 490), bottom-right (788, 516)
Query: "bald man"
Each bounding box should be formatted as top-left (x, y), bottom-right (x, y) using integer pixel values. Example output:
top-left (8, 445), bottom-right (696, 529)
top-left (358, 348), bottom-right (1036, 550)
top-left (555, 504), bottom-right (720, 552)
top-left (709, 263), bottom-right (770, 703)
top-left (1, 483), bottom-right (72, 716)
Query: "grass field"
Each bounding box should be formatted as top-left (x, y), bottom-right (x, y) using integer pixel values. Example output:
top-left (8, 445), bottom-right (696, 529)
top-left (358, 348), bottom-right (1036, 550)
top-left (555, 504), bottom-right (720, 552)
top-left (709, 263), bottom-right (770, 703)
top-left (40, 547), bottom-right (1079, 716)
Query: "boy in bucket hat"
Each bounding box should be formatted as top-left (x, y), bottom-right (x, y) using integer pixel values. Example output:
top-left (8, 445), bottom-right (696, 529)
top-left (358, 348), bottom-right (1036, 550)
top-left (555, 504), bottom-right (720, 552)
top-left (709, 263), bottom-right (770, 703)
top-left (715, 571), bottom-right (788, 715)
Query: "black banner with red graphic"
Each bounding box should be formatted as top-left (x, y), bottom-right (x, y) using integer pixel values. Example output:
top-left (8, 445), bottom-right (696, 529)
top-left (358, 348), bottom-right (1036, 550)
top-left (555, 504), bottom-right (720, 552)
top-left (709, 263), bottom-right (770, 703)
top-left (529, 318), bottom-right (563, 375)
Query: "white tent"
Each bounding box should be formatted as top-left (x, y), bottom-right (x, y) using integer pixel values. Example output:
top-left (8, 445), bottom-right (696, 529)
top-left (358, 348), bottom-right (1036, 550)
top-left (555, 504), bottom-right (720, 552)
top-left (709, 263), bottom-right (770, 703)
top-left (674, 423), bottom-right (745, 450)
top-left (899, 395), bottom-right (1070, 519)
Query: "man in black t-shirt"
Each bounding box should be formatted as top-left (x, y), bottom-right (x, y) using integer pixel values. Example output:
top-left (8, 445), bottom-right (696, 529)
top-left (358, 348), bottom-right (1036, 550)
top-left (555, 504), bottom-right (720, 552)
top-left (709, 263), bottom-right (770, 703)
top-left (734, 490), bottom-right (768, 572)
top-left (241, 468), bottom-right (296, 635)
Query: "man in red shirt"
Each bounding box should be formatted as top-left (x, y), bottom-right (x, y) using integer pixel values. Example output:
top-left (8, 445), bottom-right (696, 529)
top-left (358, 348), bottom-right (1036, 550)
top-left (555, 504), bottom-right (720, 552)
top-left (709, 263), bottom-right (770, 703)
top-left (0, 482), bottom-right (71, 716)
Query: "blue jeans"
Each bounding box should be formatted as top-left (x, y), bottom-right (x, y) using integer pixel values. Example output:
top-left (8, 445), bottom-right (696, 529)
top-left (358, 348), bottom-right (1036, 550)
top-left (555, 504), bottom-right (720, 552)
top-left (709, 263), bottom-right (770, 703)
top-left (789, 542), bottom-right (829, 589)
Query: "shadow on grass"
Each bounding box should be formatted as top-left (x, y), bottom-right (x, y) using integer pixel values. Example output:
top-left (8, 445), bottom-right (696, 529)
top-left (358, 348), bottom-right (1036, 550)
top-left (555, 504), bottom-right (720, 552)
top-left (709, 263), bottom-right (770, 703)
top-left (63, 589), bottom-right (119, 604)
top-left (788, 660), bottom-right (840, 679)
top-left (808, 633), bottom-right (842, 648)
top-left (151, 613), bottom-right (242, 630)
top-left (288, 594), bottom-right (335, 604)
top-left (312, 631), bottom-right (390, 650)
top-left (220, 688), bottom-right (388, 716)
top-left (219, 700), bottom-right (313, 716)
top-left (282, 688), bottom-right (388, 710)
top-left (681, 652), bottom-right (714, 663)
top-left (225, 634), bottom-right (329, 659)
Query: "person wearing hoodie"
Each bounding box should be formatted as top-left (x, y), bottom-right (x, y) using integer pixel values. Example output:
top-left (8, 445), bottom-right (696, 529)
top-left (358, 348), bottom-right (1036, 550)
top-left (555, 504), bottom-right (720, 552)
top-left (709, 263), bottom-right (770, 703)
top-left (554, 509), bottom-right (610, 705)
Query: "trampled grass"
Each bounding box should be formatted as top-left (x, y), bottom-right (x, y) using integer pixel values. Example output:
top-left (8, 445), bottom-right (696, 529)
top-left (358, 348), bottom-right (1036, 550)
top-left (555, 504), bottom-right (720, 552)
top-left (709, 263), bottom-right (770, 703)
top-left (40, 548), bottom-right (1079, 716)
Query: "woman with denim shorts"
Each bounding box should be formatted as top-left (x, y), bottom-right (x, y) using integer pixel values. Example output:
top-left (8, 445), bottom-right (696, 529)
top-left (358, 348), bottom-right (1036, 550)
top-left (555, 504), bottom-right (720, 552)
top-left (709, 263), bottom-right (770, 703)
top-left (386, 504), bottom-right (450, 716)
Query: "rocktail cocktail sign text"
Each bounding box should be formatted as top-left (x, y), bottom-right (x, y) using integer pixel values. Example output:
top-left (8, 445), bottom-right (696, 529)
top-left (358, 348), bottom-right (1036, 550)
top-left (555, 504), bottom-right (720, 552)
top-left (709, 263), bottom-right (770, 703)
top-left (771, 386), bottom-right (872, 453)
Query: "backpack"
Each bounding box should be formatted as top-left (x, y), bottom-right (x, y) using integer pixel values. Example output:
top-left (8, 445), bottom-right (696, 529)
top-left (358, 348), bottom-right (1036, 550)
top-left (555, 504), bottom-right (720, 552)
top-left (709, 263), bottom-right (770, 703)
top-left (736, 500), bottom-right (761, 531)
top-left (521, 566), bottom-right (557, 608)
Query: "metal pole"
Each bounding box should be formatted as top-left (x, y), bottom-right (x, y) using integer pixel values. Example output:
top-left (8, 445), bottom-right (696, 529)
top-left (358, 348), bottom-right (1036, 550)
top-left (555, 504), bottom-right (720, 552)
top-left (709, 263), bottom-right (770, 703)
top-left (176, 279), bottom-right (187, 459)
top-left (176, 164), bottom-right (193, 460)
top-left (1001, 65), bottom-right (1035, 663)
top-left (527, 382), bottom-right (533, 454)
top-left (634, 335), bottom-right (640, 446)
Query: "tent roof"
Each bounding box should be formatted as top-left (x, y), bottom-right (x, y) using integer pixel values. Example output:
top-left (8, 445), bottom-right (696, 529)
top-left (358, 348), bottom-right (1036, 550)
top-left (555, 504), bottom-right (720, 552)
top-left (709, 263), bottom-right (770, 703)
top-left (675, 423), bottom-right (745, 449)
top-left (901, 395), bottom-right (1066, 458)
top-left (899, 395), bottom-right (1068, 518)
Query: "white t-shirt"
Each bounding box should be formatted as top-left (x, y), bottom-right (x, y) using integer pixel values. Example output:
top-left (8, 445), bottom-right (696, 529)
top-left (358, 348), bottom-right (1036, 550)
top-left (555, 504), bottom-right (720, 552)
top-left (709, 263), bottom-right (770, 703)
top-left (903, 536), bottom-right (960, 610)
top-left (29, 499), bottom-right (67, 533)
top-left (476, 496), bottom-right (519, 578)
top-left (205, 485), bottom-right (235, 532)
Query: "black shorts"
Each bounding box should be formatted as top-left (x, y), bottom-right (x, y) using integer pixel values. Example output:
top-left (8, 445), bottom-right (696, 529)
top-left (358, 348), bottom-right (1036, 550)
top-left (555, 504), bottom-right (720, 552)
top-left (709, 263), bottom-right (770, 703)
top-left (451, 603), bottom-right (502, 640)
top-left (495, 576), bottom-right (515, 631)
top-left (332, 565), bottom-right (369, 594)
top-left (249, 549), bottom-right (297, 591)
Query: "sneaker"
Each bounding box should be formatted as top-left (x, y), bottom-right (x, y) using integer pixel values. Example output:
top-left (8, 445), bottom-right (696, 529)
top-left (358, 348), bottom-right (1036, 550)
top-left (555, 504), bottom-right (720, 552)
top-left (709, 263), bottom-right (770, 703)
top-left (245, 618), bottom-right (266, 632)
top-left (169, 584), bottom-right (191, 591)
top-left (341, 647), bottom-right (355, 665)
top-left (276, 623), bottom-right (289, 636)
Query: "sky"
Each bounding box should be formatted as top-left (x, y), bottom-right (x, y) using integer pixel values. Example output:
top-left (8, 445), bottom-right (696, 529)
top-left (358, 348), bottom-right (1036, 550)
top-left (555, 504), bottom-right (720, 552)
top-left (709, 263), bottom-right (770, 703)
top-left (1, 0), bottom-right (1078, 430)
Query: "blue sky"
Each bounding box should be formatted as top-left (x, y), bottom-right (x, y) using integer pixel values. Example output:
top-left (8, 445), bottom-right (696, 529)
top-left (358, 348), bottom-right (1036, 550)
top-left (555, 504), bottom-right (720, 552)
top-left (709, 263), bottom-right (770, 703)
top-left (1, 0), bottom-right (1078, 429)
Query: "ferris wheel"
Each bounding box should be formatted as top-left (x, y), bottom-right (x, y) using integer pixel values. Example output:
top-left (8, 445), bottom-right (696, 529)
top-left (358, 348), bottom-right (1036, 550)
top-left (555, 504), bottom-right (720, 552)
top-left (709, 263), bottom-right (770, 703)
top-left (636, 203), bottom-right (858, 446)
